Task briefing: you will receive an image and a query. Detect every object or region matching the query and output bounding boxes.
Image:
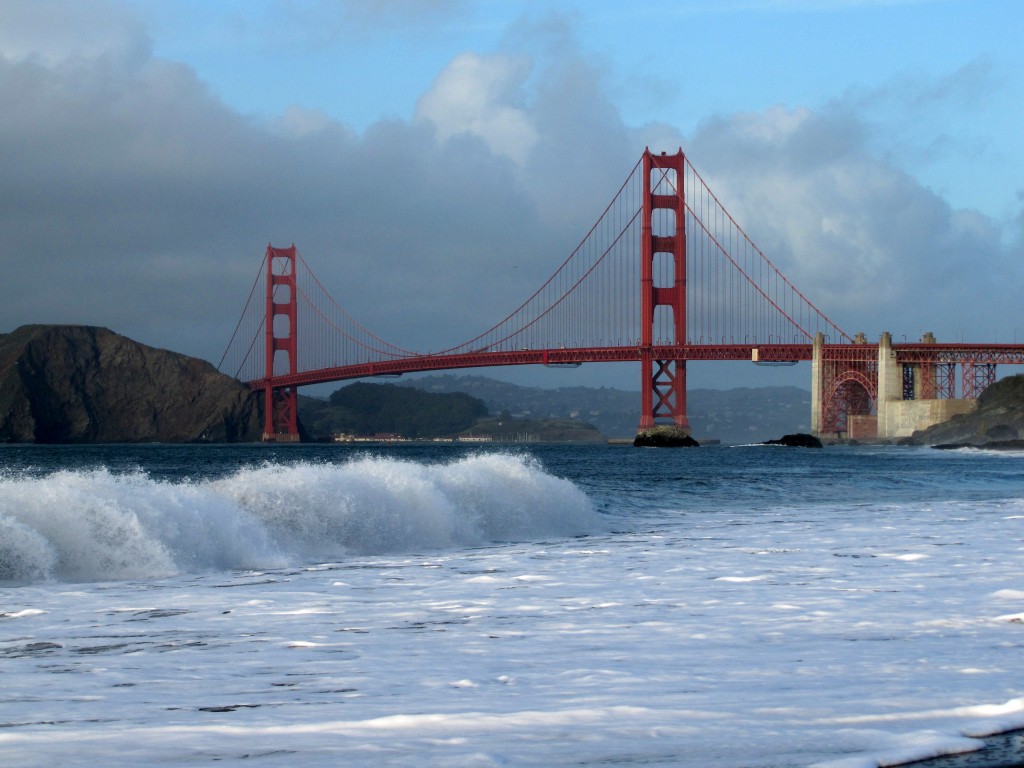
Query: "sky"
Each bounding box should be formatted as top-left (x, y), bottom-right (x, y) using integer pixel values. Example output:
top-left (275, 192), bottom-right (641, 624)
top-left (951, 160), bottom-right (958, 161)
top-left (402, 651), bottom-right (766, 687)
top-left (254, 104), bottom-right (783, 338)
top-left (1, 0), bottom-right (1022, 392)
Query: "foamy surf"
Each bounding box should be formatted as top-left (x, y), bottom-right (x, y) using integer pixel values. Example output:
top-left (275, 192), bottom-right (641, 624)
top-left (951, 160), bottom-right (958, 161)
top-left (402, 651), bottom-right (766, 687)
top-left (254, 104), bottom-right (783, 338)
top-left (0, 453), bottom-right (598, 584)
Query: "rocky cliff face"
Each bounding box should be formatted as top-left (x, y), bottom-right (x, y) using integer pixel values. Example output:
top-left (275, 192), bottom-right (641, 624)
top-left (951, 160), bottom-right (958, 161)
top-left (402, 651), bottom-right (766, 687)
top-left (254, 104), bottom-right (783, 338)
top-left (909, 374), bottom-right (1024, 446)
top-left (0, 325), bottom-right (264, 443)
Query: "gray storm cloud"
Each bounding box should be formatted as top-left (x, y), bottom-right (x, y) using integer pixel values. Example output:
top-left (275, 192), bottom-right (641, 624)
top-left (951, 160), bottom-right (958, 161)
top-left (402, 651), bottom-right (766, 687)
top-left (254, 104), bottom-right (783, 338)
top-left (1, 0), bottom-right (1020, 379)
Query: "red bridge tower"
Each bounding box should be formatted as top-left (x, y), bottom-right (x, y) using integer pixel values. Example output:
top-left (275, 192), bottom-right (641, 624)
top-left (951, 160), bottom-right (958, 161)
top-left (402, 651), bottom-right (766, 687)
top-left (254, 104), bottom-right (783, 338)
top-left (263, 244), bottom-right (300, 441)
top-left (639, 149), bottom-right (690, 432)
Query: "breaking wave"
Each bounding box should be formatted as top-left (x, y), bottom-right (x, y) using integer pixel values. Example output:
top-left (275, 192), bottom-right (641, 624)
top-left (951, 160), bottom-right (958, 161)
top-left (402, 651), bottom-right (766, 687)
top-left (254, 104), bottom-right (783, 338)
top-left (0, 453), bottom-right (599, 584)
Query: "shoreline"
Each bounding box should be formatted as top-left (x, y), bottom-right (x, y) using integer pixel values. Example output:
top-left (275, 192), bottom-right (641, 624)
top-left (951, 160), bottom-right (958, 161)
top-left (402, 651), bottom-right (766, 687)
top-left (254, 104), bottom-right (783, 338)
top-left (891, 728), bottom-right (1024, 767)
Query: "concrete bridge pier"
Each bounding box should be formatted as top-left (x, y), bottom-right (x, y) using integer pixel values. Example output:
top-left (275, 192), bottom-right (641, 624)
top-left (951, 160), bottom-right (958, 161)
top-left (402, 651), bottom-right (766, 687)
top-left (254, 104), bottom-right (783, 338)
top-left (812, 331), bottom-right (977, 441)
top-left (875, 331), bottom-right (901, 438)
top-left (810, 332), bottom-right (823, 438)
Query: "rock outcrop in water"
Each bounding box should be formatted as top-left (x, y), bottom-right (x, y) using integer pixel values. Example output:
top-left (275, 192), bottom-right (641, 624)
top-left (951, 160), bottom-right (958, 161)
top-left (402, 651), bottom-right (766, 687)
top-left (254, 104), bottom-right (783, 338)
top-left (633, 425), bottom-right (699, 447)
top-left (763, 433), bottom-right (823, 448)
top-left (0, 325), bottom-right (263, 443)
top-left (908, 374), bottom-right (1024, 448)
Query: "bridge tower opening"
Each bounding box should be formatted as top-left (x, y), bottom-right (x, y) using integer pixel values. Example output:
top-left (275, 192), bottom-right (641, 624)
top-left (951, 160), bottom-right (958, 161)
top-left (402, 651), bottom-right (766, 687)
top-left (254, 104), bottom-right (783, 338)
top-left (639, 149), bottom-right (690, 432)
top-left (263, 244), bottom-right (300, 441)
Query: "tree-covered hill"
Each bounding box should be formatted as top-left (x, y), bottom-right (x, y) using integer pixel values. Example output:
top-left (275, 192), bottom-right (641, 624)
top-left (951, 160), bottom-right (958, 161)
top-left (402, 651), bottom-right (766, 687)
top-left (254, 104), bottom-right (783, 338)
top-left (298, 374), bottom-right (813, 444)
top-left (300, 382), bottom-right (487, 438)
top-left (395, 374), bottom-right (811, 442)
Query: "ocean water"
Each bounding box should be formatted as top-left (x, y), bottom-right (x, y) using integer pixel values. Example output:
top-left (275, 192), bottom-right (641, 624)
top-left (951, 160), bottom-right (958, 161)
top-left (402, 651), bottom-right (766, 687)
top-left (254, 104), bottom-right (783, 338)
top-left (2, 442), bottom-right (1024, 767)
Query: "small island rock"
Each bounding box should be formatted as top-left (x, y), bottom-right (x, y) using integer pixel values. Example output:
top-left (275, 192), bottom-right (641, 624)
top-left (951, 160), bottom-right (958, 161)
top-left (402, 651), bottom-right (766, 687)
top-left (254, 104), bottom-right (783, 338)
top-left (633, 425), bottom-right (699, 447)
top-left (763, 433), bottom-right (823, 448)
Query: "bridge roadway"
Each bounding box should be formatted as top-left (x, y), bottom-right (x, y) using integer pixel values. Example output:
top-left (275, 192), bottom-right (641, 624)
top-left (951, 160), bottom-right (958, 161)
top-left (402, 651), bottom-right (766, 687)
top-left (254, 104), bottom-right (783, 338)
top-left (248, 341), bottom-right (1024, 391)
top-left (248, 343), bottom-right (813, 390)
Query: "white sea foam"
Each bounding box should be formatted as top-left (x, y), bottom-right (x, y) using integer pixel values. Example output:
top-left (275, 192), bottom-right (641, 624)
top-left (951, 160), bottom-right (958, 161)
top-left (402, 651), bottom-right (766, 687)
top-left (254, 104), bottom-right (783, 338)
top-left (0, 454), bottom-right (598, 584)
top-left (3, 445), bottom-right (1024, 768)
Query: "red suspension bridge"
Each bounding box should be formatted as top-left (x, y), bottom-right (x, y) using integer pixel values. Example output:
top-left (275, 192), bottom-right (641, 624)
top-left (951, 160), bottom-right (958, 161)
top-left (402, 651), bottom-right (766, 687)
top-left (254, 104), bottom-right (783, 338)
top-left (219, 149), bottom-right (1024, 442)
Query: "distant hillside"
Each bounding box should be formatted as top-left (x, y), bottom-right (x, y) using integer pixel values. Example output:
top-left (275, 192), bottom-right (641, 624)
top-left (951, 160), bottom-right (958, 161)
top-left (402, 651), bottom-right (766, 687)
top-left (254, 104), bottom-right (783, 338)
top-left (300, 382), bottom-right (488, 439)
top-left (0, 325), bottom-right (262, 443)
top-left (396, 374), bottom-right (811, 443)
top-left (299, 382), bottom-right (605, 442)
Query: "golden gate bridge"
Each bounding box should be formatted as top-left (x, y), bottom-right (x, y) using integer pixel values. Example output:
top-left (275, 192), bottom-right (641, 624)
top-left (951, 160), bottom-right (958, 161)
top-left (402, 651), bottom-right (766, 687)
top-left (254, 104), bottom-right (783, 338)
top-left (218, 149), bottom-right (1024, 442)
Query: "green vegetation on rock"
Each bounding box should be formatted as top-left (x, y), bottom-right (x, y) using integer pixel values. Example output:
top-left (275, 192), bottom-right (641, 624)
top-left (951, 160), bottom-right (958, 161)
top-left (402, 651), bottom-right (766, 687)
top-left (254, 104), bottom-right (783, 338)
top-left (395, 374), bottom-right (811, 443)
top-left (299, 382), bottom-right (607, 442)
top-left (300, 382), bottom-right (487, 438)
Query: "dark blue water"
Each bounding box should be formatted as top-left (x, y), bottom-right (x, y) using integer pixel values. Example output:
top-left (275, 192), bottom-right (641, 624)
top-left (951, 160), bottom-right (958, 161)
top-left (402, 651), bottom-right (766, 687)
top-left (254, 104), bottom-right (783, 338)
top-left (4, 440), bottom-right (1019, 500)
top-left (4, 441), bottom-right (1022, 531)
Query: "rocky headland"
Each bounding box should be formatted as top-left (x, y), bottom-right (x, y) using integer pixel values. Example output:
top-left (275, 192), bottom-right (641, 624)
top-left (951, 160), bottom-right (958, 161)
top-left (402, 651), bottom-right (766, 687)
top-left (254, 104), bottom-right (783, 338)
top-left (908, 374), bottom-right (1024, 448)
top-left (0, 325), bottom-right (262, 443)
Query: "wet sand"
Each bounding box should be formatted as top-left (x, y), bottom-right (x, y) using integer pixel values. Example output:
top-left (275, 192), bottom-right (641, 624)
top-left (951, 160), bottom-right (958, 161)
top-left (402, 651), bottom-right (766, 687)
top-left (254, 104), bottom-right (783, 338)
top-left (895, 729), bottom-right (1024, 768)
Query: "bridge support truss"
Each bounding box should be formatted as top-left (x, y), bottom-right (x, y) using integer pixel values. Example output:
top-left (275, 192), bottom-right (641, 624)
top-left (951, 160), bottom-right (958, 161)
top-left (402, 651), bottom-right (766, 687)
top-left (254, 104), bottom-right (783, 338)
top-left (813, 333), bottom-right (878, 438)
top-left (639, 149), bottom-right (690, 432)
top-left (962, 362), bottom-right (997, 400)
top-left (813, 332), bottom-right (1024, 440)
top-left (263, 244), bottom-right (300, 442)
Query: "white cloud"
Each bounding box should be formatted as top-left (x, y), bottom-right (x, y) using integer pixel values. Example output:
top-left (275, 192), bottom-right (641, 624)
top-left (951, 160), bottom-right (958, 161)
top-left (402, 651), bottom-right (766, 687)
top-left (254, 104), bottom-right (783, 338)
top-left (415, 52), bottom-right (538, 165)
top-left (688, 104), bottom-right (1022, 339)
